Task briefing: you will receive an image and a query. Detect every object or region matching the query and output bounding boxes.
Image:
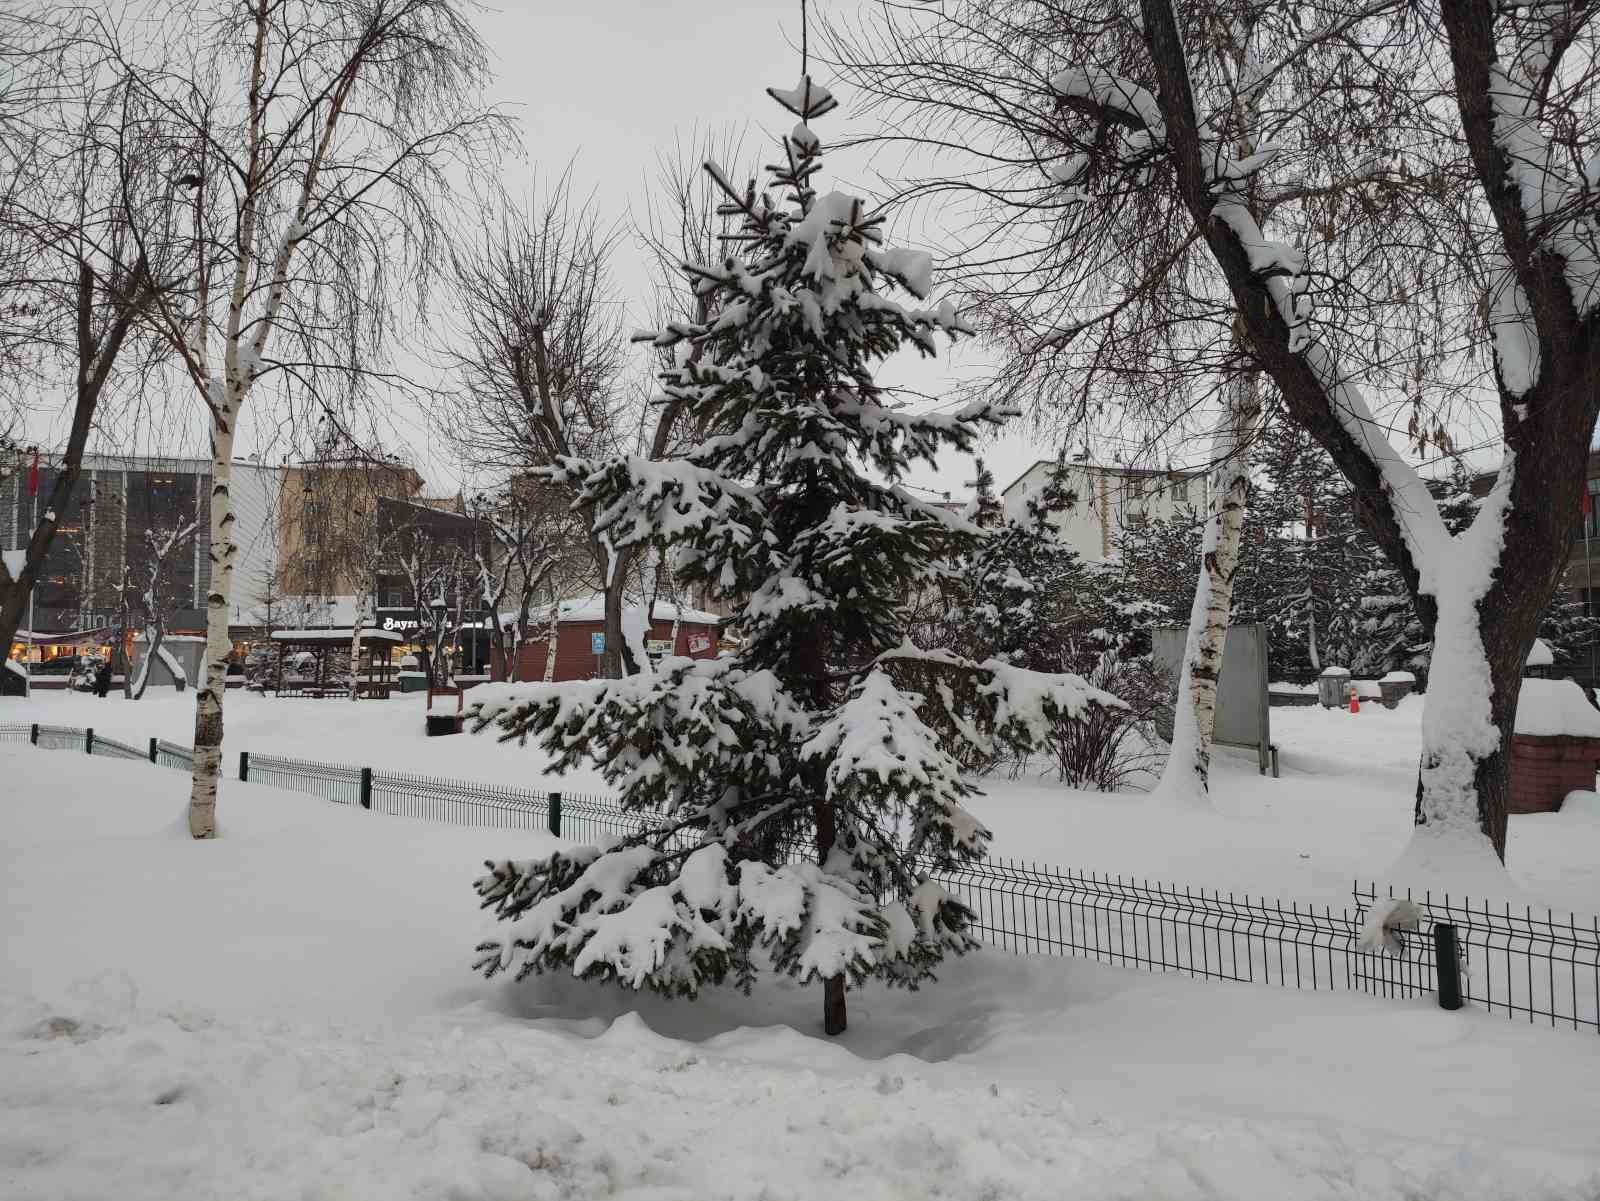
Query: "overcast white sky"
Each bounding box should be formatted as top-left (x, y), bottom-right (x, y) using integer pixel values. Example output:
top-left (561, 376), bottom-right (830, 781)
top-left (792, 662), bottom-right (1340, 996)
top-left (416, 0), bottom-right (1047, 501)
top-left (33, 0), bottom-right (1501, 496)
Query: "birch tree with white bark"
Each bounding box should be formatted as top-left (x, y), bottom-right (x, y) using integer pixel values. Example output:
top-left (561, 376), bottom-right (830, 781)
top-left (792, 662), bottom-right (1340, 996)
top-left (836, 0), bottom-right (1600, 875)
top-left (98, 0), bottom-right (504, 837)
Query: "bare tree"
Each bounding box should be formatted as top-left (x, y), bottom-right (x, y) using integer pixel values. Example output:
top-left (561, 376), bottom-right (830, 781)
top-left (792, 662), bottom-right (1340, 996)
top-left (130, 518), bottom-right (200, 698)
top-left (0, 11), bottom-right (178, 671)
top-left (94, 0), bottom-right (506, 837)
top-left (436, 176), bottom-right (640, 673)
top-left (468, 482), bottom-right (578, 681)
top-left (833, 0), bottom-right (1600, 870)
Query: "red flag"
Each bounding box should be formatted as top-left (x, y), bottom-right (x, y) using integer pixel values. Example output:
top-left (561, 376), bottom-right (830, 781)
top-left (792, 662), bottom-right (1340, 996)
top-left (26, 449), bottom-right (38, 497)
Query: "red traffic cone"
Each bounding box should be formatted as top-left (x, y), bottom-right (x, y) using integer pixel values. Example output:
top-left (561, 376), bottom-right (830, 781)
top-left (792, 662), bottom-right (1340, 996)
top-left (1348, 684), bottom-right (1360, 714)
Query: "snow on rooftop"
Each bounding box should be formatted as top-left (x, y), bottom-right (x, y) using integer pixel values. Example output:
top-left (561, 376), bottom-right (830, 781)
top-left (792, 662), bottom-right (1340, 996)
top-left (520, 594), bottom-right (725, 627)
top-left (270, 628), bottom-right (404, 643)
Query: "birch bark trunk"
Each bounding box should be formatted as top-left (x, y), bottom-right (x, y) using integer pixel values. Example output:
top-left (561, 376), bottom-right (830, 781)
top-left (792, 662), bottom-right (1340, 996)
top-left (189, 417), bottom-right (237, 838)
top-left (1156, 371), bottom-right (1263, 802)
top-left (348, 584), bottom-right (369, 701)
top-left (542, 599), bottom-right (560, 682)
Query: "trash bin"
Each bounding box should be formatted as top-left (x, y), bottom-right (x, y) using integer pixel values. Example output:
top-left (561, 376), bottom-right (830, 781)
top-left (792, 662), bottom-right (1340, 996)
top-left (1378, 670), bottom-right (1416, 709)
top-left (1317, 666), bottom-right (1351, 709)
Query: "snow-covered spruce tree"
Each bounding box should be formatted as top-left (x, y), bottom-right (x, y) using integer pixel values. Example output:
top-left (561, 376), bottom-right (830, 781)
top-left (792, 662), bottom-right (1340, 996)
top-left (945, 457), bottom-right (1086, 670)
top-left (472, 78), bottom-right (1118, 1035)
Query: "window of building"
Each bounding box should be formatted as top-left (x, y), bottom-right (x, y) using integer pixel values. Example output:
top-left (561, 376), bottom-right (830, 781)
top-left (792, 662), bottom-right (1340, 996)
top-left (1170, 476), bottom-right (1189, 503)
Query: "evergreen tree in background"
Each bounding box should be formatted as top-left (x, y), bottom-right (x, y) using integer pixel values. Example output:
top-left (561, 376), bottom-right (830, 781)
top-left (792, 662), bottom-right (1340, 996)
top-left (471, 77), bottom-right (1118, 1035)
top-left (946, 456), bottom-right (1087, 670)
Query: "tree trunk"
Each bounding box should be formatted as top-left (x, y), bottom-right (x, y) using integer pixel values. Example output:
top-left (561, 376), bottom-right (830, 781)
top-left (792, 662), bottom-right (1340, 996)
top-left (542, 599), bottom-right (560, 682)
top-left (1408, 593), bottom-right (1514, 865)
top-left (132, 620), bottom-right (164, 700)
top-left (814, 782), bottom-right (847, 1036)
top-left (188, 423), bottom-right (238, 840)
top-left (348, 584), bottom-right (368, 700)
top-left (1306, 591), bottom-right (1320, 674)
top-left (1156, 372), bottom-right (1263, 802)
top-left (601, 542), bottom-right (638, 677)
top-left (822, 974), bottom-right (847, 1037)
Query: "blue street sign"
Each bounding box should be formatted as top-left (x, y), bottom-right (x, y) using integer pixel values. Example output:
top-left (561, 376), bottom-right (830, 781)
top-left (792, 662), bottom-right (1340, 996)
top-left (590, 632), bottom-right (605, 655)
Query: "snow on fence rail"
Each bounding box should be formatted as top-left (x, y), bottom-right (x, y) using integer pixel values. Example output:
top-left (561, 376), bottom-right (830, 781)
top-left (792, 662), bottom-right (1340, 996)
top-left (4, 721), bottom-right (1596, 1035)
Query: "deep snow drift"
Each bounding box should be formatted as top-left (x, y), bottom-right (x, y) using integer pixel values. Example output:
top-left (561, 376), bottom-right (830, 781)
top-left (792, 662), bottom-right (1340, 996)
top-left (2, 745), bottom-right (1598, 1199)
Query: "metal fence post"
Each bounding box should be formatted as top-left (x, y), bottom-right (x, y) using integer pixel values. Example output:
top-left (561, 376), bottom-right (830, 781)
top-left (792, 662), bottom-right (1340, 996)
top-left (148, 737), bottom-right (158, 763)
top-left (549, 792), bottom-right (562, 838)
top-left (359, 767), bottom-right (372, 810)
top-left (239, 751), bottom-right (250, 782)
top-left (85, 727), bottom-right (94, 755)
top-left (1434, 922), bottom-right (1463, 1011)
top-left (30, 722), bottom-right (38, 745)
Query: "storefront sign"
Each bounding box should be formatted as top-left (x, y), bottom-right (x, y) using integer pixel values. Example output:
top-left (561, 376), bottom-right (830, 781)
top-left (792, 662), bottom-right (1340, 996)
top-left (590, 632), bottom-right (605, 655)
top-left (689, 635), bottom-right (710, 653)
top-left (645, 639), bottom-right (673, 655)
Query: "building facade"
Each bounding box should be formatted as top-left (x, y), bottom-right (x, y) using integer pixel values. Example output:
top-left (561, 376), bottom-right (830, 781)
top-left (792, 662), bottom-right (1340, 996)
top-left (1001, 458), bottom-right (1208, 562)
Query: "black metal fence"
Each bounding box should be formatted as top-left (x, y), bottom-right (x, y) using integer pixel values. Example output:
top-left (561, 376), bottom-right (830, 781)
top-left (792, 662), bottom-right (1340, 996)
top-left (4, 720), bottom-right (1596, 1035)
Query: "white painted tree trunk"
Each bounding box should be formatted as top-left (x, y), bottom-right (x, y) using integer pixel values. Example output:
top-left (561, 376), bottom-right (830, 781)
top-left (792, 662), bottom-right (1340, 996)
top-left (1156, 372), bottom-right (1264, 804)
top-left (188, 413), bottom-right (238, 838)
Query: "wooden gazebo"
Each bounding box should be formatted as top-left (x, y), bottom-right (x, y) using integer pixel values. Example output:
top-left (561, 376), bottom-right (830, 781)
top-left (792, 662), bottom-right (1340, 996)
top-left (270, 628), bottom-right (404, 698)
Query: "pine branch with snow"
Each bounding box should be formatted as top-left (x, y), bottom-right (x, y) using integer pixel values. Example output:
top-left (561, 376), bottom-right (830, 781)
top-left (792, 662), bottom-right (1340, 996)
top-left (473, 77), bottom-right (1108, 1033)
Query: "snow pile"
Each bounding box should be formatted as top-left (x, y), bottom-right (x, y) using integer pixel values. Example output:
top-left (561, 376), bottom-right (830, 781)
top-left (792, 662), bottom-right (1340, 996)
top-left (1563, 791), bottom-right (1600, 818)
top-left (1527, 638), bottom-right (1555, 668)
top-left (1358, 897), bottom-right (1422, 955)
top-left (1514, 678), bottom-right (1600, 738)
top-left (4, 746), bottom-right (1600, 1200)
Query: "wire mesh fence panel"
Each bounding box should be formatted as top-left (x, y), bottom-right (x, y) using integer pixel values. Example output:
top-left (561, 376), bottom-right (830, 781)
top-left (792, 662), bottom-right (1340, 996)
top-left (33, 724), bottom-right (87, 752)
top-left (1357, 886), bottom-right (1600, 1032)
top-left (922, 858), bottom-right (1369, 994)
top-left (0, 723), bottom-right (32, 744)
top-left (248, 753), bottom-right (362, 805)
top-left (89, 734), bottom-right (149, 762)
top-left (371, 769), bottom-right (550, 829)
top-left (155, 740), bottom-right (194, 773)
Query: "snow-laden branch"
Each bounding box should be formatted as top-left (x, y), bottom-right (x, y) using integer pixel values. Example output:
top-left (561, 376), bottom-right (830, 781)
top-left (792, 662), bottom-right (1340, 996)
top-left (1051, 67), bottom-right (1168, 141)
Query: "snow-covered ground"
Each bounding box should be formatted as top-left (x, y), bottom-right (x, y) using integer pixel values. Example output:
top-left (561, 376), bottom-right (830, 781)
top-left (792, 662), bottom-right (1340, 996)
top-left (5, 687), bottom-right (1596, 908)
top-left (2, 745), bottom-right (1597, 1200)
